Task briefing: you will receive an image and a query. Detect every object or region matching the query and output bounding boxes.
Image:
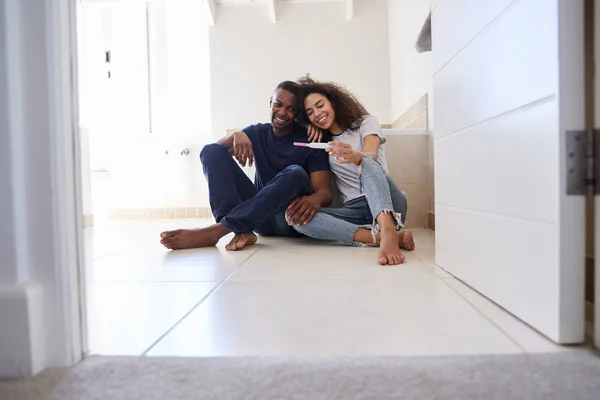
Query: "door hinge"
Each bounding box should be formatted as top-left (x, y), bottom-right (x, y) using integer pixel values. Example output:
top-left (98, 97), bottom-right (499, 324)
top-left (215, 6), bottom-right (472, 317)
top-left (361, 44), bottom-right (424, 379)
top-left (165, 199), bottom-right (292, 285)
top-left (566, 129), bottom-right (599, 195)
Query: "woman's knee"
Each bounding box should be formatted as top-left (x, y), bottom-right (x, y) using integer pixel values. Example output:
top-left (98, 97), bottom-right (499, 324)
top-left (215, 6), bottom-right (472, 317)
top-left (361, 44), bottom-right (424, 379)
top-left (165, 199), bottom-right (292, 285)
top-left (285, 209), bottom-right (312, 234)
top-left (359, 156), bottom-right (387, 179)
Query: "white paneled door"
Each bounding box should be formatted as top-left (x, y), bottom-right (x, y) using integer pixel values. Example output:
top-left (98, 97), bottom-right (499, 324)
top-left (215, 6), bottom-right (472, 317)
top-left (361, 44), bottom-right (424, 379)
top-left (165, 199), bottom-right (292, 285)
top-left (432, 0), bottom-right (585, 343)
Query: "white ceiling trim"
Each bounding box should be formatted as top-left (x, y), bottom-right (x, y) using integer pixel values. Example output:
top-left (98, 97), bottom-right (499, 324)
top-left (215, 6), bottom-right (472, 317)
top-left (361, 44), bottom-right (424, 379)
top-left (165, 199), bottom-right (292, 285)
top-left (214, 0), bottom-right (350, 23)
top-left (215, 0), bottom-right (347, 6)
top-left (205, 0), bottom-right (216, 25)
top-left (346, 0), bottom-right (353, 20)
top-left (268, 0), bottom-right (277, 23)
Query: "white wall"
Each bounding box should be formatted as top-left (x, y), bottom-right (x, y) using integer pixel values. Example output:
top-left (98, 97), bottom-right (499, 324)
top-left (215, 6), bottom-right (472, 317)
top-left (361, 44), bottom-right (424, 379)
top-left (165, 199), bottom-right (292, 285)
top-left (78, 0), bottom-right (212, 211)
top-left (210, 0), bottom-right (391, 138)
top-left (79, 0), bottom-right (391, 211)
top-left (78, 0), bottom-right (392, 211)
top-left (149, 0), bottom-right (212, 137)
top-left (387, 0), bottom-right (432, 123)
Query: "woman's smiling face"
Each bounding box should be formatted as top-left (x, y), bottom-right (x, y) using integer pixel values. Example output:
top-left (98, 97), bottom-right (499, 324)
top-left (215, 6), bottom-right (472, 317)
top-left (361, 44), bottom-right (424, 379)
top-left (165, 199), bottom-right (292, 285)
top-left (304, 93), bottom-right (336, 130)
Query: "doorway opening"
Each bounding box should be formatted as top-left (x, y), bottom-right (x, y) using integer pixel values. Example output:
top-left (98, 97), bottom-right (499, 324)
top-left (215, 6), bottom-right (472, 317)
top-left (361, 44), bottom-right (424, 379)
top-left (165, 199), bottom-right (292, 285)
top-left (74, 0), bottom-right (593, 360)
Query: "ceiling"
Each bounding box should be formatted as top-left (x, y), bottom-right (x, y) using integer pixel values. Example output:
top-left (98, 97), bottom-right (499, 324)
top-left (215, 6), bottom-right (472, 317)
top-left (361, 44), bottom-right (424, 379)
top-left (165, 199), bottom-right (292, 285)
top-left (210, 0), bottom-right (352, 24)
top-left (214, 0), bottom-right (336, 5)
top-left (215, 0), bottom-right (269, 4)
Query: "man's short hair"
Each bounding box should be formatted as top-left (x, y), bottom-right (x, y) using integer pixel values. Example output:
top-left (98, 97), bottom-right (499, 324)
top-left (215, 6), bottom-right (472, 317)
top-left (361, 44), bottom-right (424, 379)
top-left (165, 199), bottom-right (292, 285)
top-left (274, 80), bottom-right (299, 96)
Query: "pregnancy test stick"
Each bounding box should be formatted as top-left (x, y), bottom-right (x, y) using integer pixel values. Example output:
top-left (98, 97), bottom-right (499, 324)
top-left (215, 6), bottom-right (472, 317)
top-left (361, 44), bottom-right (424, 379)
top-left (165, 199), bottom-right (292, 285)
top-left (293, 142), bottom-right (333, 150)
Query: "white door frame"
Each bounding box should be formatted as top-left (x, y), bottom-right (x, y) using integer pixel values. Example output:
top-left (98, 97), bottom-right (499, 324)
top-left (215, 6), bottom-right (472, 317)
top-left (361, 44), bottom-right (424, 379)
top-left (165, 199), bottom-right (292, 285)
top-left (594, 0), bottom-right (600, 349)
top-left (16, 0), bottom-right (598, 376)
top-left (48, 0), bottom-right (88, 363)
top-left (39, 0), bottom-right (87, 368)
top-left (1, 0), bottom-right (86, 377)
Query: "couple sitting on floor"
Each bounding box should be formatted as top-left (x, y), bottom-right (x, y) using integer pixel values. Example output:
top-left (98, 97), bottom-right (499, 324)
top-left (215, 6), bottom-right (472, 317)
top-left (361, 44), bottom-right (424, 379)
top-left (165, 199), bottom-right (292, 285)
top-left (160, 76), bottom-right (415, 265)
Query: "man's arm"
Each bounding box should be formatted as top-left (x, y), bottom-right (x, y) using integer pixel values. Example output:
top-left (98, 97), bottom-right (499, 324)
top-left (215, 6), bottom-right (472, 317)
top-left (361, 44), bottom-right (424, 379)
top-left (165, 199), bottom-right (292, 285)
top-left (217, 130), bottom-right (254, 167)
top-left (308, 171), bottom-right (332, 207)
top-left (217, 132), bottom-right (236, 151)
top-left (286, 170), bottom-right (332, 226)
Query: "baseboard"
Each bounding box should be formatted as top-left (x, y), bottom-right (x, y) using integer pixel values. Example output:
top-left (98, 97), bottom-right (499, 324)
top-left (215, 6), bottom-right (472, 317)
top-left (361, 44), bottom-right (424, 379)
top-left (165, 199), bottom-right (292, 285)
top-left (107, 207), bottom-right (213, 221)
top-left (585, 301), bottom-right (594, 343)
top-left (83, 214), bottom-right (94, 228)
top-left (0, 283), bottom-right (46, 378)
top-left (586, 256), bottom-right (594, 303)
top-left (427, 211), bottom-right (435, 231)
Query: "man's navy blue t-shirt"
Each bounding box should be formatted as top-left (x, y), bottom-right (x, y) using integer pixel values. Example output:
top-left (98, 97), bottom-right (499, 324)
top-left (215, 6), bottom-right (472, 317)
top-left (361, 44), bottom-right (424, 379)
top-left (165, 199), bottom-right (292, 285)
top-left (242, 123), bottom-right (329, 189)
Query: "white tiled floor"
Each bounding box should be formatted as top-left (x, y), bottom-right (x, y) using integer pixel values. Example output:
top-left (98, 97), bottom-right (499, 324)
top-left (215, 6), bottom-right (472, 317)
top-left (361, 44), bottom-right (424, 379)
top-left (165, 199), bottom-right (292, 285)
top-left (84, 219), bottom-right (566, 357)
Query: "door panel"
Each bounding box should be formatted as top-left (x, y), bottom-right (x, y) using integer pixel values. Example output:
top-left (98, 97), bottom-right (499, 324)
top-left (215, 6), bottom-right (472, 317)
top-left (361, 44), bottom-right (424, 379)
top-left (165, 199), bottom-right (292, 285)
top-left (433, 0), bottom-right (585, 343)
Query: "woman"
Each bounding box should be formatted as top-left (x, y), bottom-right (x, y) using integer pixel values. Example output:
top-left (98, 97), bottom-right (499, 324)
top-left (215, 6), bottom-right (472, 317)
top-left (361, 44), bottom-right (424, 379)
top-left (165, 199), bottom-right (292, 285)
top-left (286, 76), bottom-right (415, 265)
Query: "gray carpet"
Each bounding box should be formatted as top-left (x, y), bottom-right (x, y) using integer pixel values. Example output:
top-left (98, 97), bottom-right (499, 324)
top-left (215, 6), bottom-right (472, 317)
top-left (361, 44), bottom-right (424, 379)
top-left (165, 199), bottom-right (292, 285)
top-left (2, 351), bottom-right (600, 400)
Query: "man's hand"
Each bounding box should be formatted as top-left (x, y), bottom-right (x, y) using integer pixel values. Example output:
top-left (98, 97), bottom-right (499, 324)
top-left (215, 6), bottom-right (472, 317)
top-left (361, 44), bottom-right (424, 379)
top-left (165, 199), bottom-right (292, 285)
top-left (327, 141), bottom-right (363, 165)
top-left (307, 124), bottom-right (324, 143)
top-left (286, 195), bottom-right (322, 226)
top-left (232, 131), bottom-right (254, 167)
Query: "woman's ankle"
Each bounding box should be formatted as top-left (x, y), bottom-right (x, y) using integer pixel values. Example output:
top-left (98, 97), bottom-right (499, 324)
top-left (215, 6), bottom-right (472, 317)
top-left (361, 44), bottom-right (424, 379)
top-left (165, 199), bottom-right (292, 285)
top-left (353, 227), bottom-right (375, 244)
top-left (376, 211), bottom-right (397, 231)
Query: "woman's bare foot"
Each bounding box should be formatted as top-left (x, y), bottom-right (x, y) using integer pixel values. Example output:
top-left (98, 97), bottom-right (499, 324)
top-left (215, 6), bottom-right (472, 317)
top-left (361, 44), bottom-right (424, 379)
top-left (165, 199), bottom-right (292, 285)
top-left (225, 232), bottom-right (257, 251)
top-left (355, 229), bottom-right (416, 251)
top-left (398, 230), bottom-right (415, 251)
top-left (378, 229), bottom-right (405, 266)
top-left (160, 224), bottom-right (229, 250)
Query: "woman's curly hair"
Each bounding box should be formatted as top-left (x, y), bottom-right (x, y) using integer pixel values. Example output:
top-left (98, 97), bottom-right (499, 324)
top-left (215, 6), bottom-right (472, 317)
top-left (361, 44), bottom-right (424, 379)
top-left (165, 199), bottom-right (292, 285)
top-left (295, 75), bottom-right (369, 132)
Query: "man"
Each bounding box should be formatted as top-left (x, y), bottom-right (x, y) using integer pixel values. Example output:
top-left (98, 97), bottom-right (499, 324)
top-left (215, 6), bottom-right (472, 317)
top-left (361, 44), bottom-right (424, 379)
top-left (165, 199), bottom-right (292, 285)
top-left (160, 81), bottom-right (332, 251)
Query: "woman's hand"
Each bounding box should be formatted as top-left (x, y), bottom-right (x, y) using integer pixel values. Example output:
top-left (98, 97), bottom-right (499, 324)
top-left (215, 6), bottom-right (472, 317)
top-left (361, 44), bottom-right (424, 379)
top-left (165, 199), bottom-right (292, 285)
top-left (327, 141), bottom-right (363, 166)
top-left (307, 124), bottom-right (324, 143)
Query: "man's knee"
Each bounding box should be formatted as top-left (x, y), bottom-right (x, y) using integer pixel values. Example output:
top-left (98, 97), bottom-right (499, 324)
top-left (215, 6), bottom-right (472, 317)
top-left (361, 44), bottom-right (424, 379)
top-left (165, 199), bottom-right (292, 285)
top-left (282, 164), bottom-right (310, 183)
top-left (200, 143), bottom-right (228, 164)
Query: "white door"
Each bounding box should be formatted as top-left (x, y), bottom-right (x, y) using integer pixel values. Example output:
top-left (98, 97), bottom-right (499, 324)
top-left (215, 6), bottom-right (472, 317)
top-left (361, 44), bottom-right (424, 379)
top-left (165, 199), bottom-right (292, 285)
top-left (432, 0), bottom-right (585, 343)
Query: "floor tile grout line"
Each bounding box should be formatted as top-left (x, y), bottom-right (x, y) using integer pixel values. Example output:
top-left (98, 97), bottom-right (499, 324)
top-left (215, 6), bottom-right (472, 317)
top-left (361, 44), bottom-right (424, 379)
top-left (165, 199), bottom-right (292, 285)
top-left (439, 278), bottom-right (527, 353)
top-left (85, 247), bottom-right (131, 263)
top-left (410, 251), bottom-right (444, 277)
top-left (88, 276), bottom-right (445, 285)
top-left (407, 235), bottom-right (449, 278)
top-left (222, 246), bottom-right (263, 279)
top-left (140, 247), bottom-right (262, 356)
top-left (220, 276), bottom-right (440, 283)
top-left (223, 249), bottom-right (440, 282)
top-left (139, 280), bottom-right (230, 356)
top-left (86, 280), bottom-right (227, 284)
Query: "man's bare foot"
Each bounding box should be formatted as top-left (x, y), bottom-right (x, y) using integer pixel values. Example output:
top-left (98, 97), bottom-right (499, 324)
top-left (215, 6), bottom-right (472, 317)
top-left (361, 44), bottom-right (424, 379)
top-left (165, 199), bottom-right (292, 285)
top-left (225, 232), bottom-right (257, 251)
top-left (398, 230), bottom-right (415, 251)
top-left (378, 229), bottom-right (405, 266)
top-left (160, 224), bottom-right (229, 250)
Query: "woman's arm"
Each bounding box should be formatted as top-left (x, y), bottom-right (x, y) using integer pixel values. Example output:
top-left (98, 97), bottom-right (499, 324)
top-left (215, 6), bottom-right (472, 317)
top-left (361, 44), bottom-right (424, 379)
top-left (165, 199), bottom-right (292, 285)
top-left (327, 134), bottom-right (381, 166)
top-left (359, 134), bottom-right (381, 161)
top-left (328, 115), bottom-right (383, 165)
